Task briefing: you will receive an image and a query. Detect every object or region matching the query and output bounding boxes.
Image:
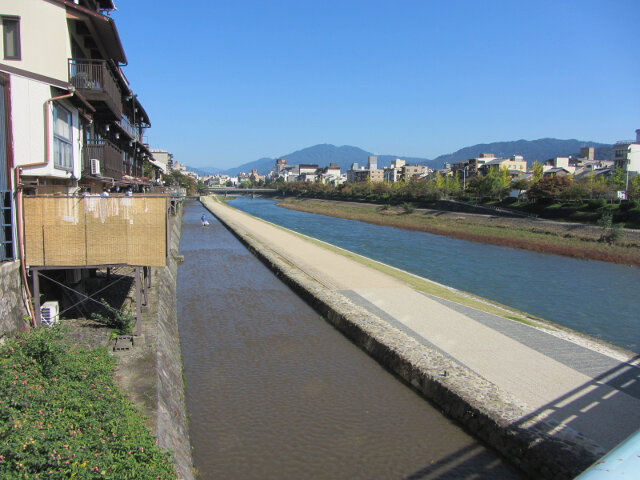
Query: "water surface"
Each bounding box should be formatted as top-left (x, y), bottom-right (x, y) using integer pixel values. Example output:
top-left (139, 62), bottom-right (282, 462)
top-left (230, 196), bottom-right (640, 352)
top-left (177, 201), bottom-right (521, 479)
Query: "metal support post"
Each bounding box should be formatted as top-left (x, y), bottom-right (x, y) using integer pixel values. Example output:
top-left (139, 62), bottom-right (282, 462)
top-left (135, 266), bottom-right (142, 336)
top-left (142, 267), bottom-right (148, 306)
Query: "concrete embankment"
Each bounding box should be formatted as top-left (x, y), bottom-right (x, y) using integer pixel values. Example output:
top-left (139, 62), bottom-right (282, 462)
top-left (154, 206), bottom-right (194, 479)
top-left (200, 196), bottom-right (637, 480)
top-left (114, 205), bottom-right (194, 480)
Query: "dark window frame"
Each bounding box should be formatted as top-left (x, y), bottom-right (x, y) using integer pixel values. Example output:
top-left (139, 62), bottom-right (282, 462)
top-left (52, 102), bottom-right (74, 171)
top-left (2, 16), bottom-right (21, 61)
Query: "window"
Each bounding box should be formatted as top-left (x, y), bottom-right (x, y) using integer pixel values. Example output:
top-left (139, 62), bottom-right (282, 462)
top-left (2, 17), bottom-right (20, 60)
top-left (53, 103), bottom-right (73, 170)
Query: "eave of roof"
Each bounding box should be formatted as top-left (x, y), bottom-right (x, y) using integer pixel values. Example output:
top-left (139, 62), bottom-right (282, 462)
top-left (57, 0), bottom-right (127, 64)
top-left (133, 96), bottom-right (151, 126)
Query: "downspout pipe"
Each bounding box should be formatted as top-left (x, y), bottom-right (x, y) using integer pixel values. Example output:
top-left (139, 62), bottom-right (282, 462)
top-left (14, 168), bottom-right (36, 328)
top-left (15, 90), bottom-right (75, 328)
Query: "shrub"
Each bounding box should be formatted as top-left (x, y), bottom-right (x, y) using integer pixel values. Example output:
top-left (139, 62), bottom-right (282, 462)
top-left (619, 200), bottom-right (637, 212)
top-left (598, 211), bottom-right (624, 245)
top-left (587, 198), bottom-right (606, 210)
top-left (0, 327), bottom-right (175, 478)
top-left (91, 300), bottom-right (134, 335)
top-left (402, 202), bottom-right (415, 214)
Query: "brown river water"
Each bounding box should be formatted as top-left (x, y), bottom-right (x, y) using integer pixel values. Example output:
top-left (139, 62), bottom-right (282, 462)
top-left (177, 201), bottom-right (523, 479)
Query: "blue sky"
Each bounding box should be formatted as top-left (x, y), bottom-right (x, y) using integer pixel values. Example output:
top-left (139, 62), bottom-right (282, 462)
top-left (113, 0), bottom-right (639, 169)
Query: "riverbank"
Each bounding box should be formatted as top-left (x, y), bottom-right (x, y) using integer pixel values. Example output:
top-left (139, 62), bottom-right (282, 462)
top-left (278, 198), bottom-right (640, 267)
top-left (202, 195), bottom-right (640, 479)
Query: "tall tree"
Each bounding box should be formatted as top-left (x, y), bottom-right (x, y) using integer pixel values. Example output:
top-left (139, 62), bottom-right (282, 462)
top-left (531, 161), bottom-right (543, 183)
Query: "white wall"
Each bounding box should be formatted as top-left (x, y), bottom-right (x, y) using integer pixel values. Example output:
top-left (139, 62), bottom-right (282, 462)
top-left (628, 145), bottom-right (640, 173)
top-left (0, 0), bottom-right (71, 82)
top-left (11, 75), bottom-right (81, 180)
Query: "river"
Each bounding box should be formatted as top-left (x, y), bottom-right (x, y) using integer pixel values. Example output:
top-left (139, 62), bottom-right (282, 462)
top-left (177, 201), bottom-right (521, 479)
top-left (228, 196), bottom-right (640, 353)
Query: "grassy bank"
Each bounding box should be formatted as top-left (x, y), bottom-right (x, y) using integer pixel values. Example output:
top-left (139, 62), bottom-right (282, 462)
top-left (279, 198), bottom-right (640, 267)
top-left (0, 326), bottom-right (175, 479)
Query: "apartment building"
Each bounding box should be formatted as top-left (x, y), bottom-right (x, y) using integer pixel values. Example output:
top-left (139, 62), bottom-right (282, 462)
top-left (0, 0), bottom-right (165, 329)
top-left (1, 0), bottom-right (156, 196)
top-left (614, 129), bottom-right (640, 174)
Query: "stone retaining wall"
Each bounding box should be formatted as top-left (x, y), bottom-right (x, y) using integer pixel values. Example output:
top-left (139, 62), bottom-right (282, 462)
top-left (203, 198), bottom-right (600, 480)
top-left (0, 260), bottom-right (29, 336)
top-left (154, 206), bottom-right (194, 480)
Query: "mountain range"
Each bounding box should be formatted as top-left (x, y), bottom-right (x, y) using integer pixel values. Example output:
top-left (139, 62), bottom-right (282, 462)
top-left (188, 139), bottom-right (614, 177)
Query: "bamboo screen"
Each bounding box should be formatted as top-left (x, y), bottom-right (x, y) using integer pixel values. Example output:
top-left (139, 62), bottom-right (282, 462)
top-left (23, 196), bottom-right (167, 267)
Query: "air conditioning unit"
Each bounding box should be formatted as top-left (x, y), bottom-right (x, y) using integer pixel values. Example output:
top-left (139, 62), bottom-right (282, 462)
top-left (40, 301), bottom-right (60, 326)
top-left (90, 158), bottom-right (101, 176)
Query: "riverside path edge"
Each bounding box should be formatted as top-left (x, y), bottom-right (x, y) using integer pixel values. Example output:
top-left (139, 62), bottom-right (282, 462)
top-left (200, 196), bottom-right (616, 479)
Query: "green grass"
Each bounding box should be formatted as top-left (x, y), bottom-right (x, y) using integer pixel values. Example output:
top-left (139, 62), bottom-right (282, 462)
top-left (280, 198), bottom-right (640, 267)
top-left (295, 233), bottom-right (543, 327)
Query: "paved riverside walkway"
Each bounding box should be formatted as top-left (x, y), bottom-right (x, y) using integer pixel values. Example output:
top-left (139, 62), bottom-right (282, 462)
top-left (201, 197), bottom-right (640, 461)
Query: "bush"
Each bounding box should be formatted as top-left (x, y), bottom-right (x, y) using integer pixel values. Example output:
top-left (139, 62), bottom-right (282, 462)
top-left (619, 200), bottom-right (638, 212)
top-left (402, 202), bottom-right (415, 214)
top-left (587, 198), bottom-right (606, 210)
top-left (0, 327), bottom-right (175, 478)
top-left (91, 299), bottom-right (134, 335)
top-left (598, 211), bottom-right (624, 245)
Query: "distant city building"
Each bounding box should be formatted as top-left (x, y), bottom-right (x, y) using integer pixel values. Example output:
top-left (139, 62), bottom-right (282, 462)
top-left (451, 155), bottom-right (490, 181)
top-left (150, 149), bottom-right (174, 174)
top-left (320, 163), bottom-right (342, 185)
top-left (403, 164), bottom-right (427, 180)
top-left (250, 168), bottom-right (265, 183)
top-left (614, 129), bottom-right (640, 173)
top-left (579, 147), bottom-right (595, 161)
top-left (347, 155), bottom-right (385, 183)
top-left (274, 158), bottom-right (288, 176)
top-left (543, 157), bottom-right (576, 174)
top-left (480, 155), bottom-right (527, 176)
top-left (384, 159), bottom-right (406, 183)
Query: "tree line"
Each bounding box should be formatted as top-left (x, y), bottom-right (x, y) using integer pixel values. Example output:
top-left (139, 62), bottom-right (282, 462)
top-left (275, 162), bottom-right (640, 207)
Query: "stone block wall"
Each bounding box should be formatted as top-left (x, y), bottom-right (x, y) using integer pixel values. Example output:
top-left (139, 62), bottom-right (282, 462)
top-left (0, 260), bottom-right (29, 336)
top-left (154, 206), bottom-right (195, 480)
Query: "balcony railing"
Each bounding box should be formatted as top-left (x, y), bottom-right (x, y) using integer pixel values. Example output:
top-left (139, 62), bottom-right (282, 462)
top-left (69, 59), bottom-right (122, 119)
top-left (83, 139), bottom-right (123, 181)
top-left (119, 114), bottom-right (141, 142)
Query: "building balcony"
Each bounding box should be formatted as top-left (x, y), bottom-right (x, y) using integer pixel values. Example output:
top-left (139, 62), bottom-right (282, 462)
top-left (83, 139), bottom-right (123, 181)
top-left (69, 59), bottom-right (122, 120)
top-left (118, 115), bottom-right (141, 142)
